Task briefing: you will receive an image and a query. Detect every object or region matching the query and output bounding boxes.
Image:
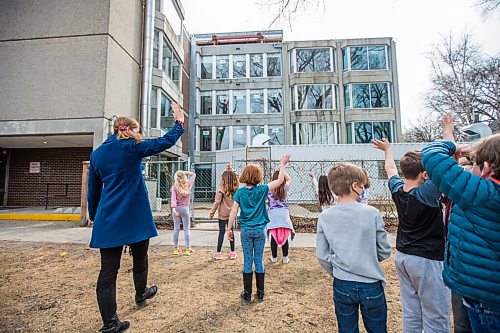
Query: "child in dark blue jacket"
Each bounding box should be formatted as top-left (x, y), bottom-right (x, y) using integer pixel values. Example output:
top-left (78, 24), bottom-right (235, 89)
top-left (88, 103), bottom-right (184, 332)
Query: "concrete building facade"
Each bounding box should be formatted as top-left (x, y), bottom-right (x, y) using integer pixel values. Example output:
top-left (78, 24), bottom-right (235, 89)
top-left (191, 31), bottom-right (402, 162)
top-left (0, 0), bottom-right (187, 206)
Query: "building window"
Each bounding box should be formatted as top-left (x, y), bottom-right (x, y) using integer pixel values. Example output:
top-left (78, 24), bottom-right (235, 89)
top-left (150, 88), bottom-right (158, 129)
top-left (295, 48), bottom-right (331, 72)
top-left (296, 85), bottom-right (334, 110)
top-left (216, 55), bottom-right (229, 79)
top-left (232, 90), bottom-right (247, 114)
top-left (343, 45), bottom-right (388, 71)
top-left (345, 83), bottom-right (390, 109)
top-left (161, 37), bottom-right (181, 87)
top-left (296, 123), bottom-right (337, 145)
top-left (216, 126), bottom-right (229, 150)
top-left (233, 54), bottom-right (246, 78)
top-left (250, 54), bottom-right (263, 77)
top-left (268, 126), bottom-right (284, 145)
top-left (155, 0), bottom-right (161, 12)
top-left (172, 56), bottom-right (180, 86)
top-left (233, 126), bottom-right (247, 148)
top-left (347, 122), bottom-right (393, 143)
top-left (160, 92), bottom-right (173, 132)
top-left (267, 53), bottom-right (281, 77)
top-left (267, 89), bottom-right (282, 113)
top-left (200, 127), bottom-right (212, 151)
top-left (216, 91), bottom-right (229, 115)
top-left (201, 56), bottom-right (213, 79)
top-left (153, 30), bottom-right (160, 68)
top-left (200, 91), bottom-right (212, 115)
top-left (250, 90), bottom-right (264, 113)
top-left (250, 125), bottom-right (265, 145)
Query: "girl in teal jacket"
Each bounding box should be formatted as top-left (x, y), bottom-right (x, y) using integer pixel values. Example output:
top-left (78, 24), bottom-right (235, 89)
top-left (88, 103), bottom-right (184, 332)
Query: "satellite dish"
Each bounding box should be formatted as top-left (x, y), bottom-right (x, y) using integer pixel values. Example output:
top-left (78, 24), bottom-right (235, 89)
top-left (459, 123), bottom-right (492, 141)
top-left (252, 134), bottom-right (271, 146)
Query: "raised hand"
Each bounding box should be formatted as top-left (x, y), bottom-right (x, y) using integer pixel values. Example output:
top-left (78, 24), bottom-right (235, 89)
top-left (442, 113), bottom-right (455, 141)
top-left (280, 154), bottom-right (291, 165)
top-left (171, 102), bottom-right (184, 123)
top-left (372, 138), bottom-right (391, 152)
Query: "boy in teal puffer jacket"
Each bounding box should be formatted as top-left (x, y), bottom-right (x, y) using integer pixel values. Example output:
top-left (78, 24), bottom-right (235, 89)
top-left (422, 134), bottom-right (500, 332)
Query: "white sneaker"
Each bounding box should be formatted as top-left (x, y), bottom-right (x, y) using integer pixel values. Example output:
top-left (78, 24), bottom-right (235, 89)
top-left (282, 256), bottom-right (290, 264)
top-left (269, 256), bottom-right (277, 263)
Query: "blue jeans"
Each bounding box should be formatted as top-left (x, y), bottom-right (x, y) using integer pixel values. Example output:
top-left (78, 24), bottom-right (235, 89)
top-left (463, 297), bottom-right (500, 333)
top-left (240, 228), bottom-right (266, 273)
top-left (333, 279), bottom-right (387, 333)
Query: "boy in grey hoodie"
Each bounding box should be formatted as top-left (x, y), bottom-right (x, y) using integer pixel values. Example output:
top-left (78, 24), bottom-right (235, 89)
top-left (316, 163), bottom-right (391, 333)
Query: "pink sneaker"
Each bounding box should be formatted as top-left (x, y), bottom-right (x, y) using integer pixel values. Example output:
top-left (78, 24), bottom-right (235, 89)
top-left (213, 252), bottom-right (222, 260)
top-left (229, 251), bottom-right (237, 260)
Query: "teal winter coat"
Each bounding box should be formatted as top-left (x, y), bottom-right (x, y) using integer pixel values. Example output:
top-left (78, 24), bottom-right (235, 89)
top-left (88, 123), bottom-right (184, 248)
top-left (422, 140), bottom-right (500, 307)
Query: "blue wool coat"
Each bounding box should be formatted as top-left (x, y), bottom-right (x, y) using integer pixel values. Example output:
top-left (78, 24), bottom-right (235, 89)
top-left (88, 123), bottom-right (184, 248)
top-left (422, 140), bottom-right (500, 307)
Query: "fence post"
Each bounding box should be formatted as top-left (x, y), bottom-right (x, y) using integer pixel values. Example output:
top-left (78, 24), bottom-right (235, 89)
top-left (80, 161), bottom-right (89, 227)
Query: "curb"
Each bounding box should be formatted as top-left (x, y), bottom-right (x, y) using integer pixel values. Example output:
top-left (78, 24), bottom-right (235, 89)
top-left (0, 213), bottom-right (80, 221)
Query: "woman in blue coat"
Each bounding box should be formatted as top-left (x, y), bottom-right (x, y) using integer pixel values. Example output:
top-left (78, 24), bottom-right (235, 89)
top-left (88, 103), bottom-right (184, 332)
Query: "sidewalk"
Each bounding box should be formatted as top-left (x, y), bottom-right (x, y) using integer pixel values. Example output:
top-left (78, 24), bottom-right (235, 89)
top-left (0, 219), bottom-right (396, 248)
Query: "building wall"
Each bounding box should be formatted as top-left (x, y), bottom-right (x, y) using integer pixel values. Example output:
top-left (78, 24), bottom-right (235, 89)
top-left (6, 148), bottom-right (92, 206)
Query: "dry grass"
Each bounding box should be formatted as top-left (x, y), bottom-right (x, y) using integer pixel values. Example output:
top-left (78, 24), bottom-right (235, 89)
top-left (0, 241), bottom-right (402, 332)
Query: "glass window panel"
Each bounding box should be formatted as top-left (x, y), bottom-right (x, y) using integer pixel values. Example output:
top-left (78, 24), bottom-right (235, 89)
top-left (250, 126), bottom-right (265, 145)
top-left (296, 48), bottom-right (331, 72)
top-left (344, 85), bottom-right (350, 109)
top-left (250, 90), bottom-right (264, 113)
top-left (370, 83), bottom-right (389, 108)
top-left (250, 54), bottom-right (263, 77)
top-left (153, 31), bottom-right (160, 68)
top-left (299, 123), bottom-right (312, 144)
top-left (352, 84), bottom-right (370, 108)
top-left (297, 85), bottom-right (333, 109)
top-left (200, 127), bottom-right (212, 151)
top-left (233, 126), bottom-right (247, 148)
top-left (216, 55), bottom-right (229, 79)
top-left (162, 37), bottom-right (172, 77)
top-left (200, 91), bottom-right (212, 115)
top-left (155, 0), bottom-right (161, 12)
top-left (291, 87), bottom-right (296, 110)
top-left (368, 46), bottom-right (387, 70)
top-left (267, 54), bottom-right (281, 76)
top-left (216, 91), bottom-right (229, 115)
top-left (201, 56), bottom-right (212, 79)
top-left (346, 123), bottom-right (353, 144)
top-left (354, 122), bottom-right (373, 143)
top-left (163, 0), bottom-right (182, 36)
top-left (215, 126), bottom-right (229, 150)
top-left (160, 93), bottom-right (173, 132)
top-left (172, 55), bottom-right (180, 86)
top-left (321, 123), bottom-right (335, 144)
top-left (342, 48), bottom-right (348, 71)
top-left (150, 88), bottom-right (158, 129)
top-left (233, 54), bottom-right (246, 78)
top-left (350, 47), bottom-right (368, 70)
top-left (268, 126), bottom-right (284, 145)
top-left (373, 122), bottom-right (392, 142)
top-left (232, 90), bottom-right (246, 114)
top-left (267, 89), bottom-right (282, 113)
top-left (292, 124), bottom-right (297, 145)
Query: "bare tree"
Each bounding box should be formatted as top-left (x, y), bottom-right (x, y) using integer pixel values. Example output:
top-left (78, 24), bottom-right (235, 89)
top-left (403, 116), bottom-right (443, 143)
top-left (258, 0), bottom-right (325, 29)
top-left (425, 33), bottom-right (499, 129)
top-left (474, 0), bottom-right (500, 17)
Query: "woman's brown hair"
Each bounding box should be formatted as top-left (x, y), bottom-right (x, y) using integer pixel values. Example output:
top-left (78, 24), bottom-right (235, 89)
top-left (271, 170), bottom-right (287, 201)
top-left (239, 164), bottom-right (262, 186)
top-left (113, 116), bottom-right (142, 143)
top-left (220, 170), bottom-right (239, 198)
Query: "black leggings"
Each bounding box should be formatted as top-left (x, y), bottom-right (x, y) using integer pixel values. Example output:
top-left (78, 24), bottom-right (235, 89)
top-left (270, 237), bottom-right (289, 258)
top-left (96, 239), bottom-right (149, 291)
top-left (216, 219), bottom-right (235, 252)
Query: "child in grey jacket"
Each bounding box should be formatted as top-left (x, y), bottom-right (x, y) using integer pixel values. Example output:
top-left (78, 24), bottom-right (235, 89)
top-left (316, 163), bottom-right (391, 333)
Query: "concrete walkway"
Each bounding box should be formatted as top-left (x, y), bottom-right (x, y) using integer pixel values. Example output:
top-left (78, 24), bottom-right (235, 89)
top-left (0, 220), bottom-right (396, 248)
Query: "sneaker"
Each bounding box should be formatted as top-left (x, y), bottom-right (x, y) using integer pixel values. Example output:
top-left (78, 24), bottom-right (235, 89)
top-left (282, 256), bottom-right (290, 264)
top-left (173, 247), bottom-right (182, 255)
top-left (213, 252), bottom-right (222, 260)
top-left (185, 248), bottom-right (195, 256)
top-left (269, 256), bottom-right (278, 263)
top-left (229, 251), bottom-right (237, 260)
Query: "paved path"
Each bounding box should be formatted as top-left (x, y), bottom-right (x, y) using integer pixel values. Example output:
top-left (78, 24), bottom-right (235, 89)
top-left (0, 220), bottom-right (396, 248)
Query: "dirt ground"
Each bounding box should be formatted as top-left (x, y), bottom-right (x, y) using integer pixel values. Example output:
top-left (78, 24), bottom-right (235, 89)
top-left (0, 241), bottom-right (402, 333)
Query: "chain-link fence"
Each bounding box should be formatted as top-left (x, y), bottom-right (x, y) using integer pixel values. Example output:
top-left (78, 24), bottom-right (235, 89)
top-left (142, 159), bottom-right (398, 231)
